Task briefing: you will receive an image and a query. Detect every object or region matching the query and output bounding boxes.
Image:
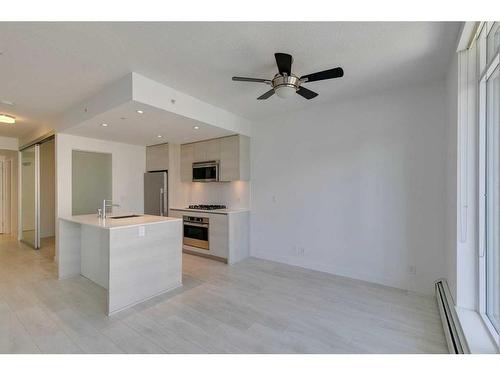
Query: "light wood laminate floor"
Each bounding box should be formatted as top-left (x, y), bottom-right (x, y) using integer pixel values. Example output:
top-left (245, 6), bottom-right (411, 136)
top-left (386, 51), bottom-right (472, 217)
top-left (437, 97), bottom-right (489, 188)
top-left (0, 234), bottom-right (448, 354)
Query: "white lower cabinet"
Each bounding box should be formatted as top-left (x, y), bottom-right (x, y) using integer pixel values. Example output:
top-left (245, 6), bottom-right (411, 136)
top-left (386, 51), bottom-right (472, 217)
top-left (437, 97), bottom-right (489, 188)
top-left (170, 209), bottom-right (249, 264)
top-left (208, 214), bottom-right (229, 260)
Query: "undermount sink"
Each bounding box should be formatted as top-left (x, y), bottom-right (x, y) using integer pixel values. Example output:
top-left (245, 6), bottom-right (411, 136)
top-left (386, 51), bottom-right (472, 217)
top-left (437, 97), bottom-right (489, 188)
top-left (109, 215), bottom-right (142, 219)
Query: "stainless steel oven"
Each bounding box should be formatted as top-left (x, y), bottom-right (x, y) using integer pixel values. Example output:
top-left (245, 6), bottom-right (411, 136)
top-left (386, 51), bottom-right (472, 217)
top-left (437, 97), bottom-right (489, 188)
top-left (183, 216), bottom-right (209, 250)
top-left (192, 161), bottom-right (219, 182)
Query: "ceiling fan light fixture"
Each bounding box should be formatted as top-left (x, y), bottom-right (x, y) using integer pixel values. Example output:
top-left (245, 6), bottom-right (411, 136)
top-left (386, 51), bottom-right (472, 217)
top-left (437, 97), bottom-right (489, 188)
top-left (274, 85), bottom-right (297, 99)
top-left (0, 114), bottom-right (15, 124)
top-left (272, 74), bottom-right (300, 99)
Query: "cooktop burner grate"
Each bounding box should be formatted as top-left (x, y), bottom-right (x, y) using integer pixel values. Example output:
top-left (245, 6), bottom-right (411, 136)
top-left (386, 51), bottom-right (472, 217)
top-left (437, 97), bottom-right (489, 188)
top-left (188, 204), bottom-right (227, 210)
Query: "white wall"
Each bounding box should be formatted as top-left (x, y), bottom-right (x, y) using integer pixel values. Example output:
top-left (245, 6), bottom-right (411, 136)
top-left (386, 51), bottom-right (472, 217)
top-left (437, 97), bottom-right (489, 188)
top-left (0, 136), bottom-right (18, 151)
top-left (250, 81), bottom-right (449, 295)
top-left (56, 133), bottom-right (146, 219)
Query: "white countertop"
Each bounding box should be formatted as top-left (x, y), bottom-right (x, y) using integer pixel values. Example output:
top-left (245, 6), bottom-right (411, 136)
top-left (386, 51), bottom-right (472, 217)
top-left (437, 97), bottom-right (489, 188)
top-left (170, 207), bottom-right (250, 215)
top-left (59, 214), bottom-right (181, 230)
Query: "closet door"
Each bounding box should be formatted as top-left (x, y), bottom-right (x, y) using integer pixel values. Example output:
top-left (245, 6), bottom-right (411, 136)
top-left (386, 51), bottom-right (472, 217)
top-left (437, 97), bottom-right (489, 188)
top-left (20, 144), bottom-right (40, 249)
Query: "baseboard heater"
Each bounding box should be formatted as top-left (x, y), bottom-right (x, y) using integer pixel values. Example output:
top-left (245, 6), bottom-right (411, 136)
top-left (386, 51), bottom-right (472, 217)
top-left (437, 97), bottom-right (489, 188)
top-left (435, 278), bottom-right (470, 354)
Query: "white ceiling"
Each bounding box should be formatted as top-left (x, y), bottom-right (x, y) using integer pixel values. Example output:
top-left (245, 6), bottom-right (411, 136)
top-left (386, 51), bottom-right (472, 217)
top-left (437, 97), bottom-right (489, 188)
top-left (0, 22), bottom-right (460, 139)
top-left (64, 101), bottom-right (235, 146)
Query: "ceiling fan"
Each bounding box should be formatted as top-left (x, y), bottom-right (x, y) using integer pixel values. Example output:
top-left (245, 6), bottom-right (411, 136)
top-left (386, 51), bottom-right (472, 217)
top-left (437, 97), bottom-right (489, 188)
top-left (232, 53), bottom-right (344, 100)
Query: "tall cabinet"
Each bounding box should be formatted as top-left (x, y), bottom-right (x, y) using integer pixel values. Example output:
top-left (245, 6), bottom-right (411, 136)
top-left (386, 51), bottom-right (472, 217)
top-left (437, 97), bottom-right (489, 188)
top-left (146, 143), bottom-right (169, 171)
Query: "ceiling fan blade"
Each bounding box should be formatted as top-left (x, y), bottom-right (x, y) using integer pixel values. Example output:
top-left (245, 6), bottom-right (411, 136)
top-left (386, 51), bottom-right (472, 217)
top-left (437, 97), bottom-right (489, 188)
top-left (296, 86), bottom-right (318, 100)
top-left (300, 67), bottom-right (344, 83)
top-left (257, 89), bottom-right (275, 100)
top-left (232, 76), bottom-right (271, 83)
top-left (275, 53), bottom-right (293, 75)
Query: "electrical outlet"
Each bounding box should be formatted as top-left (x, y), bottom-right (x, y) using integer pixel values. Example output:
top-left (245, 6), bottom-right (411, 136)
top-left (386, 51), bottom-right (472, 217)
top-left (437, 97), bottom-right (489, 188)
top-left (138, 226), bottom-right (146, 237)
top-left (298, 247), bottom-right (305, 256)
top-left (407, 265), bottom-right (416, 275)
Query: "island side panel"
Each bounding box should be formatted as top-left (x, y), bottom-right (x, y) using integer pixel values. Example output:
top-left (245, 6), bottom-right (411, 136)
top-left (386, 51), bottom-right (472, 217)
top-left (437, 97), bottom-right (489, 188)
top-left (107, 220), bottom-right (182, 315)
top-left (57, 219), bottom-right (82, 279)
top-left (81, 225), bottom-right (109, 289)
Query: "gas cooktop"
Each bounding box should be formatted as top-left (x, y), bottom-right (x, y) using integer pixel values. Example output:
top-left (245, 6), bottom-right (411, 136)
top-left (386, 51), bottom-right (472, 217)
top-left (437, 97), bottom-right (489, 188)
top-left (188, 205), bottom-right (227, 210)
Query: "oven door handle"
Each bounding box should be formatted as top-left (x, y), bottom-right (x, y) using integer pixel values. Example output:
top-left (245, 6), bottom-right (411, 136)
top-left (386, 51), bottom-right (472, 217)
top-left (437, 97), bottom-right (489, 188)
top-left (184, 222), bottom-right (209, 228)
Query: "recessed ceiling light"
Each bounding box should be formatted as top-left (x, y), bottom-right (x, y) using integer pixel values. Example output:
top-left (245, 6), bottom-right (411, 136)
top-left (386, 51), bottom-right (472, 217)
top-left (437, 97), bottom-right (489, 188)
top-left (193, 126), bottom-right (199, 130)
top-left (101, 123), bottom-right (108, 127)
top-left (136, 110), bottom-right (144, 114)
top-left (157, 135), bottom-right (162, 138)
top-left (0, 114), bottom-right (15, 124)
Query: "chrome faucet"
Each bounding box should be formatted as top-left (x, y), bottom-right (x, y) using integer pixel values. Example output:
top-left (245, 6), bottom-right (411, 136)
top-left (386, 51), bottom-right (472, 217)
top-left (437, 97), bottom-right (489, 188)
top-left (98, 199), bottom-right (120, 219)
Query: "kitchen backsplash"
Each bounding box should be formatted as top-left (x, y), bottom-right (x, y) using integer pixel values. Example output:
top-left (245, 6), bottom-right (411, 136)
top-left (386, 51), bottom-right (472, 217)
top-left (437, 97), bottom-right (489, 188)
top-left (179, 180), bottom-right (250, 209)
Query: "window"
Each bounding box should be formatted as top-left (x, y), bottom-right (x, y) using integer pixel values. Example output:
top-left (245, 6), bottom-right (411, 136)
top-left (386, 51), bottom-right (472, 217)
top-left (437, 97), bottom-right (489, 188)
top-left (487, 22), bottom-right (500, 65)
top-left (485, 63), bottom-right (500, 333)
top-left (480, 21), bottom-right (500, 342)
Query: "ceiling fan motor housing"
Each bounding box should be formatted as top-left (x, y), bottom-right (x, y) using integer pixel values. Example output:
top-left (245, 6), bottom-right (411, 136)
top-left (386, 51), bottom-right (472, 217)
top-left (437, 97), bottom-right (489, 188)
top-left (272, 74), bottom-right (300, 91)
top-left (232, 52), bottom-right (343, 100)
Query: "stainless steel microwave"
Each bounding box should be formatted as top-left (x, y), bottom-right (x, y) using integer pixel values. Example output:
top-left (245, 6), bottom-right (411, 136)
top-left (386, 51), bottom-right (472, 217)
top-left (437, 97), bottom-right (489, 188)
top-left (192, 161), bottom-right (219, 182)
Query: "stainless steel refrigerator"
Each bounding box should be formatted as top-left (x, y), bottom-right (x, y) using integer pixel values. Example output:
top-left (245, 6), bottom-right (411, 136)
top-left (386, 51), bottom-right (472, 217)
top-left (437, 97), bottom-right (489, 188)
top-left (144, 171), bottom-right (168, 216)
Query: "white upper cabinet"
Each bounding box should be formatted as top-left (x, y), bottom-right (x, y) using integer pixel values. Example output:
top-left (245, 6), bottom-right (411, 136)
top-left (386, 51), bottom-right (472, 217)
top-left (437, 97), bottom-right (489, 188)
top-left (180, 135), bottom-right (250, 182)
top-left (193, 141), bottom-right (208, 162)
top-left (146, 143), bottom-right (169, 171)
top-left (206, 138), bottom-right (221, 161)
top-left (193, 138), bottom-right (221, 162)
top-left (219, 135), bottom-right (249, 181)
top-left (219, 136), bottom-right (240, 181)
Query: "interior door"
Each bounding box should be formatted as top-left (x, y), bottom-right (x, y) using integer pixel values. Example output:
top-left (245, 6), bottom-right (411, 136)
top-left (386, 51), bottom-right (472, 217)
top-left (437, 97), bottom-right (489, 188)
top-left (144, 172), bottom-right (167, 216)
top-left (20, 144), bottom-right (40, 249)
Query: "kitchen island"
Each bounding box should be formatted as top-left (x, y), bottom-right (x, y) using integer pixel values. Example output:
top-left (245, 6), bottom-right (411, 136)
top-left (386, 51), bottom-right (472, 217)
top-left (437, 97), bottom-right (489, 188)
top-left (57, 214), bottom-right (182, 315)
